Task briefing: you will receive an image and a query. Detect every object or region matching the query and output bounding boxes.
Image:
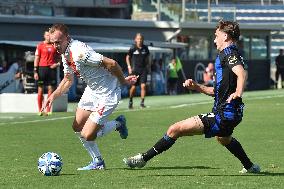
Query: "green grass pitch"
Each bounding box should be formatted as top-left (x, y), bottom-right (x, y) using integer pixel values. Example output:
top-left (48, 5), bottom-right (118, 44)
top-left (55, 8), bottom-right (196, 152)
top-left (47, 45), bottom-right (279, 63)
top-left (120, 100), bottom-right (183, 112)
top-left (0, 89), bottom-right (283, 188)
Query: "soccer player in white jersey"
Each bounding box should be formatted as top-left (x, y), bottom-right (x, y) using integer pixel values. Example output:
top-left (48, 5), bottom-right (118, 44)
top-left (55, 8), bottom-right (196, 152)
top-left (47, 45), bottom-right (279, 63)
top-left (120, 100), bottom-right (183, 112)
top-left (41, 23), bottom-right (137, 170)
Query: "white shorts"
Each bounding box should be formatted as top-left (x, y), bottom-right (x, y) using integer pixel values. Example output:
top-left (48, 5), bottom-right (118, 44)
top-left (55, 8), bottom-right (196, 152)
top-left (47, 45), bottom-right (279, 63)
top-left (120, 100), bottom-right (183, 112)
top-left (78, 86), bottom-right (121, 125)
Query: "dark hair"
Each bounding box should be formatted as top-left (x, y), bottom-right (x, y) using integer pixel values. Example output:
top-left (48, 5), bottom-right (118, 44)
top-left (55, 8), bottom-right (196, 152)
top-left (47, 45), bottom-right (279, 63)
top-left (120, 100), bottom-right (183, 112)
top-left (49, 23), bottom-right (69, 36)
top-left (216, 20), bottom-right (240, 41)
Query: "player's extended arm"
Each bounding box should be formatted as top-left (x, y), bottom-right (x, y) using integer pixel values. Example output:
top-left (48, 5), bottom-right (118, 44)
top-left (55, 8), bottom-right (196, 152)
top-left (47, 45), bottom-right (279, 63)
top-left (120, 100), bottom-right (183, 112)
top-left (227, 65), bottom-right (246, 103)
top-left (102, 56), bottom-right (136, 85)
top-left (41, 73), bottom-right (73, 112)
top-left (53, 73), bottom-right (73, 98)
top-left (183, 79), bottom-right (214, 97)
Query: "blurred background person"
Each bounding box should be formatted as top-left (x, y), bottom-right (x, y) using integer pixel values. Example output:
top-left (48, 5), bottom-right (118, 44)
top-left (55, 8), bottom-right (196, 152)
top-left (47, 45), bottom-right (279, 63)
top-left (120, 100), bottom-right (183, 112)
top-left (275, 49), bottom-right (284, 89)
top-left (12, 58), bottom-right (24, 93)
top-left (151, 58), bottom-right (165, 95)
top-left (0, 60), bottom-right (9, 73)
top-left (203, 62), bottom-right (215, 87)
top-left (167, 58), bottom-right (178, 95)
top-left (0, 58), bottom-right (23, 93)
top-left (34, 29), bottom-right (60, 115)
top-left (126, 33), bottom-right (149, 109)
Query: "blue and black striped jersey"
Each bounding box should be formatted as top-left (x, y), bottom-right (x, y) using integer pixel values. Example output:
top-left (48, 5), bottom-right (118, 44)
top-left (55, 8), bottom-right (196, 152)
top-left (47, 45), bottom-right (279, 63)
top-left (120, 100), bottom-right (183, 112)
top-left (213, 44), bottom-right (245, 112)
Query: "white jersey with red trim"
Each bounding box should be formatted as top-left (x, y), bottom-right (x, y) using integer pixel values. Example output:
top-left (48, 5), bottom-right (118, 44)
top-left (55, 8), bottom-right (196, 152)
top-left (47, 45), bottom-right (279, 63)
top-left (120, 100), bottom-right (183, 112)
top-left (61, 39), bottom-right (120, 96)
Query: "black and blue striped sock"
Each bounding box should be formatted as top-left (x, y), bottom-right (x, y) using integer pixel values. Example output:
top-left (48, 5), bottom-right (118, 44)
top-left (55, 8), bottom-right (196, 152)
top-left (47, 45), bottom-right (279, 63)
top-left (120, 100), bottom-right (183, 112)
top-left (142, 134), bottom-right (176, 162)
top-left (225, 138), bottom-right (253, 169)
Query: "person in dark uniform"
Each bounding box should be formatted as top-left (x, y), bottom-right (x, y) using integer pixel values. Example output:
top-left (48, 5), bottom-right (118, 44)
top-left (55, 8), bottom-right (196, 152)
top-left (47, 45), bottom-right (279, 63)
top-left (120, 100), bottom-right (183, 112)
top-left (126, 33), bottom-right (150, 109)
top-left (275, 49), bottom-right (284, 88)
top-left (124, 20), bottom-right (260, 174)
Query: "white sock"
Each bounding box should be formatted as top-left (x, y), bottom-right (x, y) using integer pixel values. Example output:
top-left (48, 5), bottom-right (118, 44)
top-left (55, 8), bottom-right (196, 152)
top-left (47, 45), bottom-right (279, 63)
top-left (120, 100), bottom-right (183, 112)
top-left (75, 132), bottom-right (102, 163)
top-left (96, 120), bottom-right (120, 138)
top-left (86, 141), bottom-right (103, 163)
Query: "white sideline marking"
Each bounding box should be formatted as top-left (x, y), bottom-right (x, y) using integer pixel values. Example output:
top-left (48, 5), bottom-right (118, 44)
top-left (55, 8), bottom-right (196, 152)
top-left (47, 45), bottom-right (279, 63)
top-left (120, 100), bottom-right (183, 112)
top-left (170, 101), bottom-right (212, 109)
top-left (0, 116), bottom-right (74, 126)
top-left (1, 94), bottom-right (283, 125)
top-left (245, 94), bottom-right (284, 99)
top-left (0, 116), bottom-right (25, 119)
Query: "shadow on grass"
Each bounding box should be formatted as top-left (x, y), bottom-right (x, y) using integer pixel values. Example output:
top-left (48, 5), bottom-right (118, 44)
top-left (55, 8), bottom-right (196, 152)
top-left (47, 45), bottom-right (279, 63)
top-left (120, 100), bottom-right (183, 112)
top-left (109, 165), bottom-right (219, 171)
top-left (143, 165), bottom-right (219, 170)
top-left (206, 171), bottom-right (284, 177)
top-left (109, 166), bottom-right (284, 177)
top-left (137, 171), bottom-right (284, 177)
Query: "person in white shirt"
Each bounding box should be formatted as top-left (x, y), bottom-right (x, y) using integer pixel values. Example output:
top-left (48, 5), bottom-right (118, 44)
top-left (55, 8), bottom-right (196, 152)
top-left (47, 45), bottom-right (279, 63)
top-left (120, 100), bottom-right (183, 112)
top-left (42, 23), bottom-right (137, 170)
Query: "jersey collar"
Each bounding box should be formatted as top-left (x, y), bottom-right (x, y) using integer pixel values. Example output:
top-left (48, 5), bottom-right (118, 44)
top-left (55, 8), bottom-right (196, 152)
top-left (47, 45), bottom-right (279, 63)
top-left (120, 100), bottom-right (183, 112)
top-left (219, 44), bottom-right (237, 55)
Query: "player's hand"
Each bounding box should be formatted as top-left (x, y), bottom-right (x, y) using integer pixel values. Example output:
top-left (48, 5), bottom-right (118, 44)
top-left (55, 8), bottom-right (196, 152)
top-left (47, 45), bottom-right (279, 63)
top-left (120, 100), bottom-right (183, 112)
top-left (183, 79), bottom-right (198, 90)
top-left (41, 94), bottom-right (55, 114)
top-left (227, 92), bottom-right (242, 103)
top-left (124, 75), bottom-right (138, 85)
top-left (34, 73), bottom-right (39, 80)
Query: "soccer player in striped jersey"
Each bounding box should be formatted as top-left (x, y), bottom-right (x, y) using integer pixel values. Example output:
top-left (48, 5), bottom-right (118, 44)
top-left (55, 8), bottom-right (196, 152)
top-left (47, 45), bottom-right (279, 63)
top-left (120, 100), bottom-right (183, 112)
top-left (124, 20), bottom-right (260, 174)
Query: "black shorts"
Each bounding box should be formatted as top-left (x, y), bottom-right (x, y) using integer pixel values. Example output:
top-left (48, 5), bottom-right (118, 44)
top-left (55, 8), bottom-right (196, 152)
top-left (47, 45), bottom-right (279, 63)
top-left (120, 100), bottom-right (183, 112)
top-left (198, 113), bottom-right (241, 138)
top-left (38, 67), bottom-right (57, 86)
top-left (131, 70), bottom-right (147, 86)
top-left (198, 113), bottom-right (242, 138)
top-left (199, 103), bottom-right (244, 138)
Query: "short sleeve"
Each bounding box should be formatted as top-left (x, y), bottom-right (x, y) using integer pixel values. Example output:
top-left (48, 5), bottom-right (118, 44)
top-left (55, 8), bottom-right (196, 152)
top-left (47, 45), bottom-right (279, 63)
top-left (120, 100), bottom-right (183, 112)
top-left (127, 45), bottom-right (135, 57)
top-left (73, 41), bottom-right (103, 66)
top-left (226, 53), bottom-right (244, 69)
top-left (35, 44), bottom-right (41, 56)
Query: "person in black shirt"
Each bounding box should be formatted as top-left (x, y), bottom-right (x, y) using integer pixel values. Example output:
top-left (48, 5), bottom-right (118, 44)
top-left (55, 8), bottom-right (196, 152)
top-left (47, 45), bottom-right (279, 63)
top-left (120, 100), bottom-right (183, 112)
top-left (124, 20), bottom-right (260, 174)
top-left (275, 49), bottom-right (284, 88)
top-left (126, 33), bottom-right (150, 109)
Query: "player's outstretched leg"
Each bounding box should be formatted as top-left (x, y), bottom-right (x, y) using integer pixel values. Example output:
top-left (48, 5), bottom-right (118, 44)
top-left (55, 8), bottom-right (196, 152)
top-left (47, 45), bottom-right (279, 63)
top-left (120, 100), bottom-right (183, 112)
top-left (123, 116), bottom-right (203, 168)
top-left (217, 136), bottom-right (260, 174)
top-left (123, 134), bottom-right (176, 168)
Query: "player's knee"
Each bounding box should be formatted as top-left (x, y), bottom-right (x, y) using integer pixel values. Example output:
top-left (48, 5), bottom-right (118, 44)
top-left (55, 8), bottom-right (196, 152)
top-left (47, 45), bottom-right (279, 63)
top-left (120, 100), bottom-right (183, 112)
top-left (72, 123), bottom-right (81, 132)
top-left (81, 131), bottom-right (96, 141)
top-left (216, 136), bottom-right (232, 146)
top-left (72, 120), bottom-right (84, 132)
top-left (167, 124), bottom-right (181, 139)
